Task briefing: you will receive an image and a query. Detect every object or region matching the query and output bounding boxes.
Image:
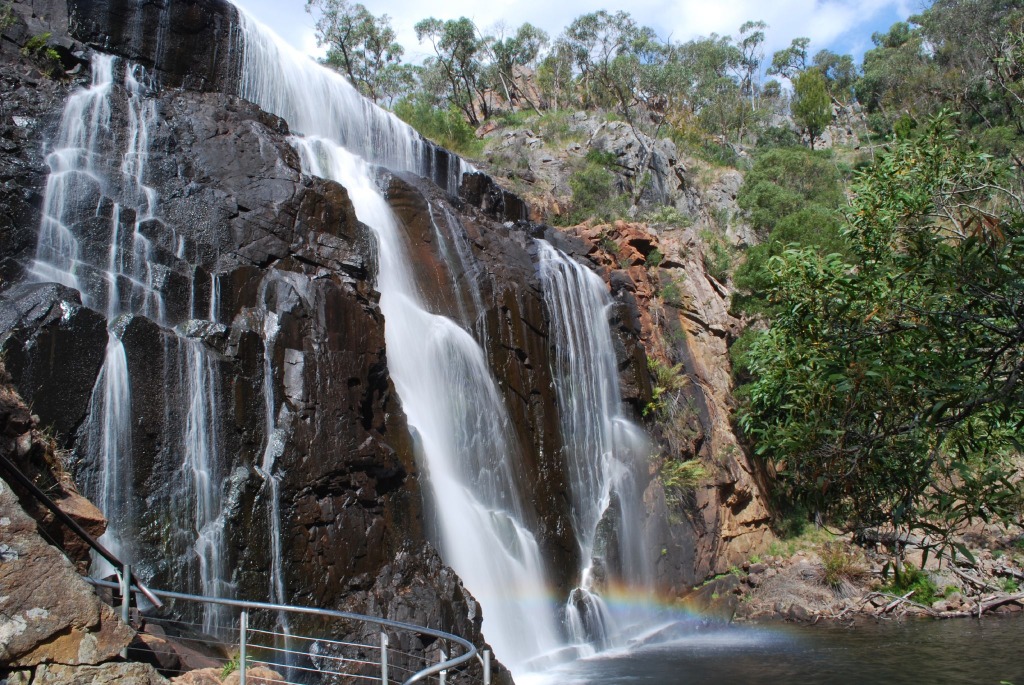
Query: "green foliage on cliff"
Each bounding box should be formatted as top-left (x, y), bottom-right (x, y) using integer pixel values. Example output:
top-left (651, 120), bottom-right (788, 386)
top-left (0, 4), bottom-right (15, 31)
top-left (732, 147), bottom-right (847, 316)
top-left (737, 115), bottom-right (1024, 538)
top-left (557, 149), bottom-right (628, 225)
top-left (393, 93), bottom-right (482, 157)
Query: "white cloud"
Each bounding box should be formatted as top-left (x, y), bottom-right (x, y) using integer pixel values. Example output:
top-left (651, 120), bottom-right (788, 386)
top-left (236, 0), bottom-right (914, 63)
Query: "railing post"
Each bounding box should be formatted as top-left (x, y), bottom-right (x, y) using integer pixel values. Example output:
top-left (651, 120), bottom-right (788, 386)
top-left (380, 631), bottom-right (389, 684)
top-left (439, 646), bottom-right (448, 685)
top-left (483, 649), bottom-right (491, 685)
top-left (239, 610), bottom-right (248, 685)
top-left (120, 563), bottom-right (131, 658)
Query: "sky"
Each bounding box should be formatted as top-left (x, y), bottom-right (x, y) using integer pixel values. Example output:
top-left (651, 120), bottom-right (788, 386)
top-left (231, 0), bottom-right (921, 67)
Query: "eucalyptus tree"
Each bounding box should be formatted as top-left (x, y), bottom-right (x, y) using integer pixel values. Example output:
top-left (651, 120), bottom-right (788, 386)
top-left (560, 10), bottom-right (658, 113)
top-left (305, 0), bottom-right (411, 104)
top-left (415, 16), bottom-right (489, 125)
top-left (487, 22), bottom-right (549, 111)
top-left (856, 22), bottom-right (937, 134)
top-left (737, 20), bottom-right (768, 103)
top-left (767, 36), bottom-right (809, 80)
top-left (738, 115), bottom-right (1024, 544)
top-left (537, 42), bottom-right (576, 110)
top-left (792, 68), bottom-right (831, 149)
top-left (812, 49), bottom-right (857, 103)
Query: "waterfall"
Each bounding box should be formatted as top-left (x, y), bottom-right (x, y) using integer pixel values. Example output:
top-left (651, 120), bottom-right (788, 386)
top-left (86, 329), bottom-right (134, 569)
top-left (182, 337), bottom-right (229, 633)
top-left (291, 137), bottom-right (561, 673)
top-left (536, 241), bottom-right (652, 649)
top-left (32, 54), bottom-right (114, 297)
top-left (427, 202), bottom-right (488, 337)
top-left (233, 8), bottom-right (472, 195)
top-left (33, 54), bottom-right (230, 629)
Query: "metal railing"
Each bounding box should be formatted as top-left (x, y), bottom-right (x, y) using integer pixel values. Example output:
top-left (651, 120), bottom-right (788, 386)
top-left (89, 574), bottom-right (491, 685)
top-left (0, 456), bottom-right (490, 685)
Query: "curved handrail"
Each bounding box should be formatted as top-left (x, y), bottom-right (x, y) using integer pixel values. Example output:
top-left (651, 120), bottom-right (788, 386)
top-left (87, 578), bottom-right (478, 685)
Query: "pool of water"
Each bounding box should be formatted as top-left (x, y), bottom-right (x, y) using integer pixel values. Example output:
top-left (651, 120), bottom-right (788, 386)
top-left (523, 617), bottom-right (1024, 685)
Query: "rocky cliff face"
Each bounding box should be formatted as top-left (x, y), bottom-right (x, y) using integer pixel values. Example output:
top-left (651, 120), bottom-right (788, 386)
top-left (1, 0), bottom-right (491, 664)
top-left (0, 0), bottom-right (772, 676)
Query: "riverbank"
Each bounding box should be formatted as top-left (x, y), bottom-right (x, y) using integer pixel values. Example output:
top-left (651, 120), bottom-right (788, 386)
top-left (682, 523), bottom-right (1024, 623)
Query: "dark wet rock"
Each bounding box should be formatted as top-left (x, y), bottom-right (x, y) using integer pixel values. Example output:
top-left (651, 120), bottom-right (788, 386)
top-left (0, 284), bottom-right (109, 445)
top-left (326, 543), bottom-right (513, 685)
top-left (68, 0), bottom-right (240, 93)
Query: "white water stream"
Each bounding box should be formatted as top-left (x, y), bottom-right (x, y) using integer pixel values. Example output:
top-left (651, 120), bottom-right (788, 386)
top-left (33, 54), bottom-right (230, 629)
top-left (292, 137), bottom-right (561, 672)
top-left (537, 241), bottom-right (652, 650)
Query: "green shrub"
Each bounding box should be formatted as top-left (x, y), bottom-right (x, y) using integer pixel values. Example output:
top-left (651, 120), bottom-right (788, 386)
top-left (819, 541), bottom-right (865, 590)
top-left (668, 125), bottom-right (741, 167)
top-left (660, 279), bottom-right (682, 306)
top-left (0, 3), bottom-right (15, 31)
top-left (699, 229), bottom-right (731, 282)
top-left (20, 32), bottom-right (63, 77)
top-left (558, 151), bottom-right (627, 225)
top-left (538, 110), bottom-right (585, 143)
top-left (661, 459), bottom-right (709, 496)
top-left (882, 564), bottom-right (939, 605)
top-left (394, 94), bottom-right (482, 158)
top-left (737, 147), bottom-right (844, 236)
top-left (757, 125), bottom-right (801, 149)
top-left (643, 205), bottom-right (693, 228)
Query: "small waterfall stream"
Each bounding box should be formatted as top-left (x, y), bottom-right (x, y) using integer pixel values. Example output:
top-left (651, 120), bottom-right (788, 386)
top-left (33, 53), bottom-right (230, 629)
top-left (537, 241), bottom-right (652, 650)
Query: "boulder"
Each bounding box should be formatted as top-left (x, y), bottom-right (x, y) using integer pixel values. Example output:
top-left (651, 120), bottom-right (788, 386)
top-left (169, 668), bottom-right (222, 685)
top-left (32, 662), bottom-right (169, 684)
top-left (0, 479), bottom-right (133, 667)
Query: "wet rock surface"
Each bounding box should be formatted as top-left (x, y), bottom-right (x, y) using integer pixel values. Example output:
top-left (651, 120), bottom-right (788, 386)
top-left (0, 0), bottom-right (500, 674)
top-left (67, 0), bottom-right (240, 93)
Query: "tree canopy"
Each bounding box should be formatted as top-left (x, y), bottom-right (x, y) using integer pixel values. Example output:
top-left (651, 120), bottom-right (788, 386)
top-left (737, 115), bottom-right (1024, 538)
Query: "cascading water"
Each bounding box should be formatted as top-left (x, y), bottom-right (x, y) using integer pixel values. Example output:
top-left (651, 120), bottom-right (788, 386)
top-left (86, 327), bottom-right (134, 568)
top-left (536, 241), bottom-right (652, 650)
top-left (33, 54), bottom-right (230, 629)
top-left (254, 285), bottom-right (293, 647)
top-left (32, 55), bottom-right (114, 296)
top-left (427, 202), bottom-right (488, 337)
top-left (291, 137), bottom-right (561, 673)
top-left (233, 8), bottom-right (472, 194)
top-left (181, 337), bottom-right (229, 632)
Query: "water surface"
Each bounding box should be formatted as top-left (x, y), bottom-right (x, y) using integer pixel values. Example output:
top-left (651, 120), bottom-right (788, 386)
top-left (528, 618), bottom-right (1024, 684)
